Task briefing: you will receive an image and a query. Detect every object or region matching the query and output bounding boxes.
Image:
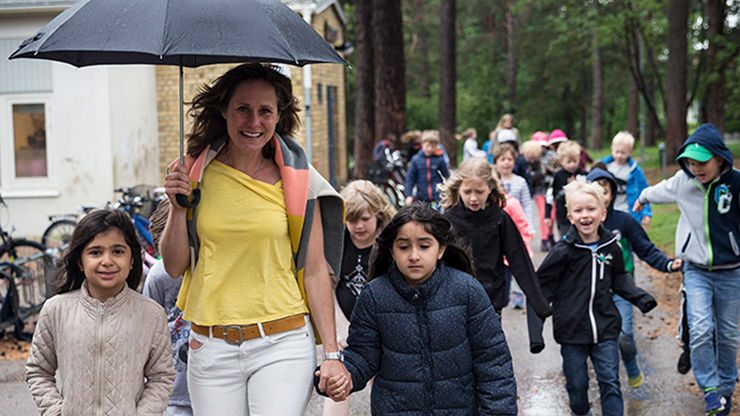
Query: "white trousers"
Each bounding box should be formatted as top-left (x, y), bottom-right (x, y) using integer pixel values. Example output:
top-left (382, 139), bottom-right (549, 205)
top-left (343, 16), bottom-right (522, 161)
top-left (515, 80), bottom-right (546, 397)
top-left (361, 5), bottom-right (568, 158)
top-left (187, 316), bottom-right (316, 416)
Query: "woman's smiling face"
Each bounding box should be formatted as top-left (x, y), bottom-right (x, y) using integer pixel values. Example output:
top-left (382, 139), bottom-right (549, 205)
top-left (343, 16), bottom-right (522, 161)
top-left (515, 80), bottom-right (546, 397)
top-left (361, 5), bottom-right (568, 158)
top-left (221, 79), bottom-right (279, 154)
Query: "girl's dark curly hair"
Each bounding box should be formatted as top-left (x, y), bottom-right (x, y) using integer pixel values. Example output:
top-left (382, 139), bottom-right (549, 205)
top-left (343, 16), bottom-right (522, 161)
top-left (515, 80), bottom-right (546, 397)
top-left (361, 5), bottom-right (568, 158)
top-left (186, 63), bottom-right (301, 158)
top-left (56, 209), bottom-right (142, 295)
top-left (368, 203), bottom-right (475, 279)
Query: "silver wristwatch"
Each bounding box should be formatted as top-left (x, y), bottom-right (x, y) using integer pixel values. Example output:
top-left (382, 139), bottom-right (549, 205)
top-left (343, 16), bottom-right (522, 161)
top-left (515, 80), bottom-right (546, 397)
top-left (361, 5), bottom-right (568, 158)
top-left (323, 350), bottom-right (344, 362)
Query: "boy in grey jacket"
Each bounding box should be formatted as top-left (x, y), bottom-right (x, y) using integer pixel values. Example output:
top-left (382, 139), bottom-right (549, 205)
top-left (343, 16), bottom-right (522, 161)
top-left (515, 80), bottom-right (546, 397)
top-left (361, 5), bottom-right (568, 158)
top-left (635, 123), bottom-right (740, 416)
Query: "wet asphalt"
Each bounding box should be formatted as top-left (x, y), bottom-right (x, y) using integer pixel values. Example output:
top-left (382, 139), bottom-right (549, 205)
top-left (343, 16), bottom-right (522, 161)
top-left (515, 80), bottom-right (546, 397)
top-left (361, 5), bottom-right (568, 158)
top-left (0, 251), bottom-right (721, 415)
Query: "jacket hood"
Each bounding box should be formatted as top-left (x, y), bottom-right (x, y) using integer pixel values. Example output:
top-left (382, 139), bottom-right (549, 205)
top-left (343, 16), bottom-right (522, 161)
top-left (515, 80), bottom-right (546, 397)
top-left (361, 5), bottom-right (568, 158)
top-left (677, 123), bottom-right (733, 176)
top-left (586, 168), bottom-right (618, 211)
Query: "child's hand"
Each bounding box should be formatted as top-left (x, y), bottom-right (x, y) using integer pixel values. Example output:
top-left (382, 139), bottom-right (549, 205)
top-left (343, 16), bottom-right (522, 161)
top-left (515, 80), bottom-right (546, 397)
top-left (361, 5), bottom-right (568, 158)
top-left (315, 369), bottom-right (351, 401)
top-left (544, 218), bottom-right (552, 228)
top-left (671, 259), bottom-right (683, 271)
top-left (405, 196), bottom-right (414, 206)
top-left (633, 199), bottom-right (647, 213)
top-left (641, 216), bottom-right (651, 227)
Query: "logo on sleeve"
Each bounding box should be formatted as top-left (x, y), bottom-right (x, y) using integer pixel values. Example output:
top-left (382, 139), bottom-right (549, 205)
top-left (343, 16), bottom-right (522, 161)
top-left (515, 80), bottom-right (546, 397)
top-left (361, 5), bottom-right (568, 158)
top-left (715, 185), bottom-right (732, 214)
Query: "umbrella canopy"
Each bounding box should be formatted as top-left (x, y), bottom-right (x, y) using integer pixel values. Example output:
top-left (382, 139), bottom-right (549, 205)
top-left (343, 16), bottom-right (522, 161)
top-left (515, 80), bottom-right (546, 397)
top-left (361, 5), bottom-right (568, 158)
top-left (9, 0), bottom-right (345, 207)
top-left (9, 0), bottom-right (345, 67)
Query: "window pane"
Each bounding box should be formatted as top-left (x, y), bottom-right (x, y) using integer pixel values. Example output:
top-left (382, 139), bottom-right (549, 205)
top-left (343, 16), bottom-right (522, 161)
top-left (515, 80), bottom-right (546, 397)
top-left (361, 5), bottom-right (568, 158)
top-left (13, 104), bottom-right (48, 178)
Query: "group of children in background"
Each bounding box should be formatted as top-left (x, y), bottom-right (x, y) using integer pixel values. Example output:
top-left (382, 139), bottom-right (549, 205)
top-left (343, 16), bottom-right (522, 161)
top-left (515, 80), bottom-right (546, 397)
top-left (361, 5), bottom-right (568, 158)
top-left (23, 122), bottom-right (739, 416)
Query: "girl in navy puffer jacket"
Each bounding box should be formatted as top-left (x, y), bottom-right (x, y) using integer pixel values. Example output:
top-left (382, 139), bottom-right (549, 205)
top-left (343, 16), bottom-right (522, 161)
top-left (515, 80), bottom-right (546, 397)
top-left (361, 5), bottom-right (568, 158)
top-left (319, 204), bottom-right (518, 415)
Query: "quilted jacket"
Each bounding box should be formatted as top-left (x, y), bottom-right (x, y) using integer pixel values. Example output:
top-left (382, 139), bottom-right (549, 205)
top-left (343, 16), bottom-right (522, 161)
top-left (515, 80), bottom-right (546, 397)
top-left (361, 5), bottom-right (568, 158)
top-left (343, 264), bottom-right (518, 415)
top-left (26, 283), bottom-right (175, 415)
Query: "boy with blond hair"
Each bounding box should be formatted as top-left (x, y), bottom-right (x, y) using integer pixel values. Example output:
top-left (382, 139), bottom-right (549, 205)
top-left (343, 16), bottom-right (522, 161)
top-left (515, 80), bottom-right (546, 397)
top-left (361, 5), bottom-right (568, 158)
top-left (635, 124), bottom-right (740, 415)
top-left (545, 140), bottom-right (587, 237)
top-left (404, 130), bottom-right (449, 206)
top-left (529, 181), bottom-right (657, 416)
top-left (600, 131), bottom-right (651, 226)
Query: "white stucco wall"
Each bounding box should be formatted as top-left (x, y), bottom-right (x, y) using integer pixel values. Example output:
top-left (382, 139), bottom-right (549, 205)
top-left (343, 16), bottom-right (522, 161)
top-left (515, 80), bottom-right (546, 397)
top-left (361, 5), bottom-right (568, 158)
top-left (0, 12), bottom-right (159, 239)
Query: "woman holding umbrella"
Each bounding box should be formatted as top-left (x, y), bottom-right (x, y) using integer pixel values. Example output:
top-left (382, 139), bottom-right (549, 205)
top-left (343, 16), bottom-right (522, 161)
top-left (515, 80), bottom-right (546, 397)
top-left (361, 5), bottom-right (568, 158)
top-left (161, 63), bottom-right (350, 414)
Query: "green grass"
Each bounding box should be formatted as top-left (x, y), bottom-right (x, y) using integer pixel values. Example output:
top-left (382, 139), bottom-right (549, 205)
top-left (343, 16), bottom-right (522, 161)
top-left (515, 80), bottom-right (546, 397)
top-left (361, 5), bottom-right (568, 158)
top-left (645, 203), bottom-right (680, 255)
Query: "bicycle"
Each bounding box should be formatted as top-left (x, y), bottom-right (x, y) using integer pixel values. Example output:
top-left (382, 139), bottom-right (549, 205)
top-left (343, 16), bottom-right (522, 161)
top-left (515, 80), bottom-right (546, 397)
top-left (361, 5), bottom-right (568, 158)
top-left (0, 197), bottom-right (55, 340)
top-left (368, 148), bottom-right (407, 208)
top-left (114, 186), bottom-right (164, 257)
top-left (41, 204), bottom-right (99, 251)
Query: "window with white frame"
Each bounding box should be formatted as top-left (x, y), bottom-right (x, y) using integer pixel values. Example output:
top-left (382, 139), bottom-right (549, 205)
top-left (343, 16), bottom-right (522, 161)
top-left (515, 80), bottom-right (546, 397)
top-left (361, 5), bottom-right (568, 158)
top-left (0, 94), bottom-right (56, 196)
top-left (1, 37), bottom-right (57, 197)
top-left (13, 103), bottom-right (48, 178)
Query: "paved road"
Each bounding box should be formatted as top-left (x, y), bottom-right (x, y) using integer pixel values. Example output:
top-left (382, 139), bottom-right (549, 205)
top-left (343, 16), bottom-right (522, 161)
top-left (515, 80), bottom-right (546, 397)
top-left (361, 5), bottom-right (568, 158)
top-left (0, 254), bottom-right (718, 415)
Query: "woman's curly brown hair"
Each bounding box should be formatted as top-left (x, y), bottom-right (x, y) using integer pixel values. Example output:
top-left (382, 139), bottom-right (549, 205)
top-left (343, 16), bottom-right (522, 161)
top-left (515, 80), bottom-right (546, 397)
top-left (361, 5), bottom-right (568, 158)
top-left (186, 63), bottom-right (301, 158)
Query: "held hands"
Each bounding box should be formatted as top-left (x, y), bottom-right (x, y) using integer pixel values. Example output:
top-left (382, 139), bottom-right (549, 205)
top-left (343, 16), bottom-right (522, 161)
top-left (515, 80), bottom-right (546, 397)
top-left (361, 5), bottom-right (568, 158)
top-left (671, 258), bottom-right (683, 271)
top-left (316, 359), bottom-right (352, 402)
top-left (164, 163), bottom-right (191, 209)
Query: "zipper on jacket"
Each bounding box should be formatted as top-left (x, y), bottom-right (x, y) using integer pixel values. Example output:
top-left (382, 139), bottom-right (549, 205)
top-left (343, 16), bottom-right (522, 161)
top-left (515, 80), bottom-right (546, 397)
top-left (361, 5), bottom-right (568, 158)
top-left (589, 254), bottom-right (598, 344)
top-left (574, 236), bottom-right (617, 345)
top-left (692, 177), bottom-right (719, 270)
top-left (425, 157), bottom-right (432, 201)
top-left (96, 304), bottom-right (105, 416)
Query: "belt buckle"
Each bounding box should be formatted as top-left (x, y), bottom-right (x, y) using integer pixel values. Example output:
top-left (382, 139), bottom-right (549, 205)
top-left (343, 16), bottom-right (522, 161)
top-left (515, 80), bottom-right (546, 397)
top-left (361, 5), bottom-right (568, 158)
top-left (222, 325), bottom-right (244, 345)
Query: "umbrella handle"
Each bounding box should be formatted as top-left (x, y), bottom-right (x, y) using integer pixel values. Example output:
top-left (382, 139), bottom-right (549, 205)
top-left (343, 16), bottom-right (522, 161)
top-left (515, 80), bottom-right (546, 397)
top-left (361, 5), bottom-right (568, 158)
top-left (176, 189), bottom-right (200, 208)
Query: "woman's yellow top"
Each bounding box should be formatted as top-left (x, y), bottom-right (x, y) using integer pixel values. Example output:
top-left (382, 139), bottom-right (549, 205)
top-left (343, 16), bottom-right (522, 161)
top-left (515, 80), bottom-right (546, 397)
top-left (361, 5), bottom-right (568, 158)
top-left (176, 160), bottom-right (309, 325)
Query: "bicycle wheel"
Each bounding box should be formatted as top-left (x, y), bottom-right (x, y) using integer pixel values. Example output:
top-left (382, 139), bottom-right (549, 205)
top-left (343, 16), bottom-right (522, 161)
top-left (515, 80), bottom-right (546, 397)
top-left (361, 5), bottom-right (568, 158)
top-left (0, 240), bottom-right (54, 314)
top-left (380, 182), bottom-right (400, 208)
top-left (41, 219), bottom-right (76, 252)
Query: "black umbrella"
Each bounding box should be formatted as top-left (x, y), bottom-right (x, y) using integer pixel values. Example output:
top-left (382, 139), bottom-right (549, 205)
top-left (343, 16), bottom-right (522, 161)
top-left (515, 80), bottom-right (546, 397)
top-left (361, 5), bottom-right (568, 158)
top-left (9, 0), bottom-right (345, 206)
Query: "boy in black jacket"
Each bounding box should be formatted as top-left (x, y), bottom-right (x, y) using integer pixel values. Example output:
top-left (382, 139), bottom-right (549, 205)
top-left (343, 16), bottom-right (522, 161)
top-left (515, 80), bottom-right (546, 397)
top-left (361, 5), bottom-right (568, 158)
top-left (586, 167), bottom-right (683, 390)
top-left (528, 181), bottom-right (657, 416)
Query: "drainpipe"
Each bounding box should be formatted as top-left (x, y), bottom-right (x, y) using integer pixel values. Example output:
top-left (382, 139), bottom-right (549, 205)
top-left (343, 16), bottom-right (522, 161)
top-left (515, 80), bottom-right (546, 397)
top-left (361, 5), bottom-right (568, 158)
top-left (299, 6), bottom-right (316, 164)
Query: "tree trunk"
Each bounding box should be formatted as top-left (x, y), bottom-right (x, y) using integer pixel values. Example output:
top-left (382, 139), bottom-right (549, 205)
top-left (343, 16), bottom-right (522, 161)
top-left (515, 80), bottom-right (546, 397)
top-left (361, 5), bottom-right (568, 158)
top-left (372, 0), bottom-right (406, 150)
top-left (504, 0), bottom-right (517, 108)
top-left (626, 27), bottom-right (639, 138)
top-left (645, 76), bottom-right (657, 146)
top-left (352, 1), bottom-right (375, 179)
top-left (627, 75), bottom-right (639, 138)
top-left (415, 0), bottom-right (432, 99)
top-left (703, 0), bottom-right (726, 132)
top-left (439, 0), bottom-right (457, 166)
top-left (590, 25), bottom-right (604, 150)
top-left (665, 0), bottom-right (689, 158)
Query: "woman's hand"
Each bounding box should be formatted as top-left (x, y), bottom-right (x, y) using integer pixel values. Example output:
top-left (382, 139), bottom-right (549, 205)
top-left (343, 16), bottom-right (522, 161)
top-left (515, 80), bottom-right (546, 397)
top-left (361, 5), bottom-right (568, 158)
top-left (164, 163), bottom-right (192, 209)
top-left (316, 360), bottom-right (352, 401)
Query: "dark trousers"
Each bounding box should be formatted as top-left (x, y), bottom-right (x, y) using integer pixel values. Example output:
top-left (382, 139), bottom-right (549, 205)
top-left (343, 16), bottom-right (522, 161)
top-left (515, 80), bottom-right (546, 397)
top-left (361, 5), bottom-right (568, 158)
top-left (561, 340), bottom-right (622, 416)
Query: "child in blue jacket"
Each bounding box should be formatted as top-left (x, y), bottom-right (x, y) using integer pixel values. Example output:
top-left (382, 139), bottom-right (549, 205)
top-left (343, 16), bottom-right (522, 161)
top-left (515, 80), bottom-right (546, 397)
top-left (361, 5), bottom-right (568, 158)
top-left (404, 130), bottom-right (449, 206)
top-left (600, 131), bottom-right (652, 225)
top-left (635, 123), bottom-right (740, 415)
top-left (587, 167), bottom-right (682, 390)
top-left (318, 204), bottom-right (518, 415)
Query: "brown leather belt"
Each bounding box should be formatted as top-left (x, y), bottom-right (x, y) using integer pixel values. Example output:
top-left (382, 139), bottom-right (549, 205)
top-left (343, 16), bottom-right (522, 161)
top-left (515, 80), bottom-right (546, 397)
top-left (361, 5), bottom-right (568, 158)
top-left (191, 314), bottom-right (306, 345)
